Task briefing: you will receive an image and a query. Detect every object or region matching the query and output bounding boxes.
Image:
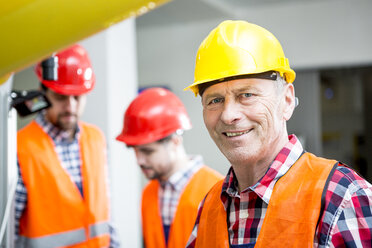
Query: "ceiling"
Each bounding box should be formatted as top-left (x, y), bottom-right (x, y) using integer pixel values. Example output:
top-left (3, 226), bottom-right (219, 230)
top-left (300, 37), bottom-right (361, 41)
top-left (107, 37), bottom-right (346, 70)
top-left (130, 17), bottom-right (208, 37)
top-left (136, 0), bottom-right (318, 27)
top-left (136, 0), bottom-right (228, 27)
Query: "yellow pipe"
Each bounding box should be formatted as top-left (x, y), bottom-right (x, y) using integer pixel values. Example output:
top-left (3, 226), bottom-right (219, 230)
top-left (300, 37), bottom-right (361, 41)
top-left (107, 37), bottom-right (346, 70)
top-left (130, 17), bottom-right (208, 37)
top-left (0, 0), bottom-right (170, 79)
top-left (0, 74), bottom-right (12, 86)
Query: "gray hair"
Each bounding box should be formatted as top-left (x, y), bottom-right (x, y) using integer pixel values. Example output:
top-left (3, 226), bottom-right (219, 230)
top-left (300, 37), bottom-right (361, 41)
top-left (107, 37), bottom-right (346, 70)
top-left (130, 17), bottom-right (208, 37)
top-left (274, 72), bottom-right (287, 93)
top-left (274, 72), bottom-right (299, 107)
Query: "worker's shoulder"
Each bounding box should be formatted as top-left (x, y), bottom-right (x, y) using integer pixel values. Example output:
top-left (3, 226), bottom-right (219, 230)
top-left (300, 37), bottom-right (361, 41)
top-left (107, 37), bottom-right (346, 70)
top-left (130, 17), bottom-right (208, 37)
top-left (79, 121), bottom-right (105, 137)
top-left (198, 165), bottom-right (224, 180)
top-left (326, 163), bottom-right (372, 204)
top-left (320, 163), bottom-right (372, 236)
top-left (142, 180), bottom-right (159, 195)
top-left (191, 166), bottom-right (224, 192)
top-left (17, 120), bottom-right (46, 145)
top-left (79, 121), bottom-right (102, 131)
top-left (17, 119), bottom-right (37, 134)
top-left (332, 164), bottom-right (371, 190)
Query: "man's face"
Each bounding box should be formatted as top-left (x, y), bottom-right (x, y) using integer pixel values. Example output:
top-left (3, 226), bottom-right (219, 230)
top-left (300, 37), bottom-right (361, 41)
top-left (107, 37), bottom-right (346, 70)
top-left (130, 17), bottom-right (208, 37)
top-left (133, 139), bottom-right (177, 181)
top-left (44, 89), bottom-right (87, 131)
top-left (202, 78), bottom-right (295, 166)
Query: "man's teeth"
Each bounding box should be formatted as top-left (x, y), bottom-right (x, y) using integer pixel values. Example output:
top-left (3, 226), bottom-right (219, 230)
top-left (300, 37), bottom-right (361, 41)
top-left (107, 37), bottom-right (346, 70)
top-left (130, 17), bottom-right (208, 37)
top-left (225, 130), bottom-right (249, 137)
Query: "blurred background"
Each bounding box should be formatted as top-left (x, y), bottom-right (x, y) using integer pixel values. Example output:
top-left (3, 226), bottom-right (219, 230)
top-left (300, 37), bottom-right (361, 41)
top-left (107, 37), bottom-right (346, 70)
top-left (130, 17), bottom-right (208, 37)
top-left (9, 0), bottom-right (372, 246)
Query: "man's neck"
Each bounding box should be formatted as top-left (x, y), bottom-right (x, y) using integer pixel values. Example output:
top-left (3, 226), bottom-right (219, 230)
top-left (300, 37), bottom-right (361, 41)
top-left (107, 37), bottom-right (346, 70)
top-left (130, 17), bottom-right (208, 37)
top-left (65, 129), bottom-right (76, 142)
top-left (232, 157), bottom-right (272, 191)
top-left (232, 135), bottom-right (289, 191)
top-left (42, 113), bottom-right (77, 142)
top-left (159, 153), bottom-right (190, 183)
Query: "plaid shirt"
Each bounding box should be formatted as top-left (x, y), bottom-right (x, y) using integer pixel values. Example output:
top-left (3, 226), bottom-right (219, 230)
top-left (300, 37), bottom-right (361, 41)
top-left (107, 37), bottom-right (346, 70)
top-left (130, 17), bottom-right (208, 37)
top-left (159, 156), bottom-right (203, 226)
top-left (187, 134), bottom-right (372, 247)
top-left (15, 113), bottom-right (120, 247)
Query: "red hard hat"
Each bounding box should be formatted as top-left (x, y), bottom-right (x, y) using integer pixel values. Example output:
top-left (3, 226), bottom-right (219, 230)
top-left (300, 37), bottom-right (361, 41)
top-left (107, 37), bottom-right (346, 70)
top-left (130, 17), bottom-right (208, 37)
top-left (35, 44), bottom-right (95, 95)
top-left (116, 88), bottom-right (192, 146)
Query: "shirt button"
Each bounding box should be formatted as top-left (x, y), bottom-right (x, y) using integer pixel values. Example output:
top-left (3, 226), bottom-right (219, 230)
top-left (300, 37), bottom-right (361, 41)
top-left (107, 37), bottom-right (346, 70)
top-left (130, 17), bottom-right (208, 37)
top-left (240, 211), bottom-right (249, 219)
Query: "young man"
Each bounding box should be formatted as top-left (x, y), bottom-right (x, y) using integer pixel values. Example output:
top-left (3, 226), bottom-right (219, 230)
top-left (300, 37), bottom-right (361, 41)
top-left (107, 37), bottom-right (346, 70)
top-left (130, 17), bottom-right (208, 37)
top-left (116, 87), bottom-right (222, 248)
top-left (185, 20), bottom-right (372, 247)
top-left (15, 44), bottom-right (119, 247)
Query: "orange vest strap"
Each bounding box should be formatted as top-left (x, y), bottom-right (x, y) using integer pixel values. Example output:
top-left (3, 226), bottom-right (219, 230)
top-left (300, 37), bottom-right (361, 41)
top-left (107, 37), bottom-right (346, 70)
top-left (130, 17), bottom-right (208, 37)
top-left (255, 153), bottom-right (337, 247)
top-left (142, 166), bottom-right (223, 248)
top-left (168, 166), bottom-right (223, 248)
top-left (196, 153), bottom-right (337, 248)
top-left (195, 180), bottom-right (228, 248)
top-left (141, 180), bottom-right (165, 248)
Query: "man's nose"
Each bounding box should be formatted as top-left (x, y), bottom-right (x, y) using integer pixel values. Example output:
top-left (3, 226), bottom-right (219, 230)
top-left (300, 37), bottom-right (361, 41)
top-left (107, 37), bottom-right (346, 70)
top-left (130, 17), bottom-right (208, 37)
top-left (64, 96), bottom-right (78, 111)
top-left (220, 99), bottom-right (243, 125)
top-left (134, 150), bottom-right (146, 165)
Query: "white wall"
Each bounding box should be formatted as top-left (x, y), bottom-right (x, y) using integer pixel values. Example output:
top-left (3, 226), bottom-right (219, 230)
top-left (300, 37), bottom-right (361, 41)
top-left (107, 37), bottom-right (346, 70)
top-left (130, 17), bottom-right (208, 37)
top-left (81, 19), bottom-right (141, 247)
top-left (136, 0), bottom-right (372, 174)
top-left (232, 0), bottom-right (372, 69)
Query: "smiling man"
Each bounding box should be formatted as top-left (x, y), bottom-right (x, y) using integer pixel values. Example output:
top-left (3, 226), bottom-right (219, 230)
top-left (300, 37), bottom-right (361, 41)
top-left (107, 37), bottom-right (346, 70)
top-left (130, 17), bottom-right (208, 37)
top-left (185, 20), bottom-right (372, 248)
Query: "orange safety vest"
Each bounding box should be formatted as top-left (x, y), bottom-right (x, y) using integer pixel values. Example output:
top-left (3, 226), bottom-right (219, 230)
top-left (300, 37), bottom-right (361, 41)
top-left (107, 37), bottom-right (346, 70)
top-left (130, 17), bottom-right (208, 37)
top-left (195, 152), bottom-right (338, 248)
top-left (141, 166), bottom-right (223, 248)
top-left (17, 120), bottom-right (110, 248)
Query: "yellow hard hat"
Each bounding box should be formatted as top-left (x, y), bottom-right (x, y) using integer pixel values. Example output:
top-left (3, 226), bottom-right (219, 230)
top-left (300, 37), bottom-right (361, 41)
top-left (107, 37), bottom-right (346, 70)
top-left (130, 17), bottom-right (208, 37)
top-left (185, 20), bottom-right (296, 96)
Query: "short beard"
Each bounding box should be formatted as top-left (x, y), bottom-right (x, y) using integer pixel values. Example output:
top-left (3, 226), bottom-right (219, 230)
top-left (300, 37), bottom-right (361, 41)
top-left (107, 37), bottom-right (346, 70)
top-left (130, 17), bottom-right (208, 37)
top-left (56, 113), bottom-right (78, 131)
top-left (140, 165), bottom-right (163, 181)
top-left (148, 172), bottom-right (162, 181)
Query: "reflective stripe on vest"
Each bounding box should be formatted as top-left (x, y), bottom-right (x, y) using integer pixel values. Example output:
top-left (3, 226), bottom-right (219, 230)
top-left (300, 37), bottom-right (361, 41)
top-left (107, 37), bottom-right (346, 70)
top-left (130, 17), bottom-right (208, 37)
top-left (89, 221), bottom-right (110, 238)
top-left (16, 228), bottom-right (86, 248)
top-left (142, 166), bottom-right (223, 248)
top-left (195, 152), bottom-right (338, 247)
top-left (16, 222), bottom-right (110, 248)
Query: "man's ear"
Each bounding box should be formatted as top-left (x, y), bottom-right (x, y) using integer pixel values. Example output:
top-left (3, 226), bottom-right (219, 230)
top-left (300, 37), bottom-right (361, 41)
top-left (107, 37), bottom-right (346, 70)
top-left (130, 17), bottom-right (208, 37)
top-left (171, 134), bottom-right (183, 147)
top-left (282, 83), bottom-right (296, 121)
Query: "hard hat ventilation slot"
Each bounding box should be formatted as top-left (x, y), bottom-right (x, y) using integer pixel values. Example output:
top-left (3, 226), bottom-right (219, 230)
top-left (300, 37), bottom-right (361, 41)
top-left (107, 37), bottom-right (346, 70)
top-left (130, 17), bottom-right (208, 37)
top-left (41, 56), bottom-right (58, 81)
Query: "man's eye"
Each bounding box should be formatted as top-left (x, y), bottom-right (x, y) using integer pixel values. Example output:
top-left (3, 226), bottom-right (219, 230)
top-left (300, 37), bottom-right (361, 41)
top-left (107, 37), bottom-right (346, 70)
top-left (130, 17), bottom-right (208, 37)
top-left (242, 93), bottom-right (253, 98)
top-left (208, 98), bottom-right (223, 105)
top-left (141, 150), bottom-right (153, 155)
top-left (55, 95), bottom-right (67, 101)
